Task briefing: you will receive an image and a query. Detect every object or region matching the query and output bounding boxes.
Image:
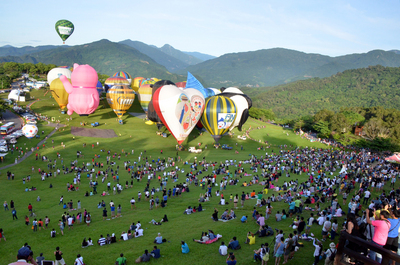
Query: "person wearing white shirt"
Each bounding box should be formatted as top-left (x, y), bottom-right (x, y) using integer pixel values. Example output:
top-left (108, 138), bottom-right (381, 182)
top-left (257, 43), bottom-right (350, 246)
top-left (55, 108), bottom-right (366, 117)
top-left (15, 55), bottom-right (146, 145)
top-left (219, 241), bottom-right (228, 255)
top-left (317, 215), bottom-right (325, 226)
top-left (313, 238), bottom-right (322, 265)
top-left (322, 217), bottom-right (331, 241)
top-left (135, 228), bottom-right (144, 237)
top-left (74, 254), bottom-right (84, 265)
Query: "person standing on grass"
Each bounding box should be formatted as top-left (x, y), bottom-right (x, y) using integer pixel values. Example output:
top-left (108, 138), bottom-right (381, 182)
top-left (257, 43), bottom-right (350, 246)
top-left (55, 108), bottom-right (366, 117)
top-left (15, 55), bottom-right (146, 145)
top-left (274, 236), bottom-right (285, 265)
top-left (283, 233), bottom-right (294, 264)
top-left (54, 246), bottom-right (66, 265)
top-left (322, 217), bottom-right (331, 241)
top-left (0, 228), bottom-right (6, 242)
top-left (241, 191), bottom-right (246, 208)
top-left (312, 238), bottom-right (322, 265)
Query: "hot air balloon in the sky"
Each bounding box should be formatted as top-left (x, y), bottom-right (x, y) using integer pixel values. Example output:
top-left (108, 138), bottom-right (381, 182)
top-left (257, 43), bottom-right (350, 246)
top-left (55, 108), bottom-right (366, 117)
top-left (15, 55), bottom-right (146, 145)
top-left (47, 67), bottom-right (72, 86)
top-left (153, 85), bottom-right (205, 145)
top-left (55, 20), bottom-right (74, 44)
top-left (104, 77), bottom-right (129, 93)
top-left (137, 84), bottom-right (152, 113)
top-left (200, 95), bottom-right (237, 142)
top-left (59, 64), bottom-right (99, 116)
top-left (50, 78), bottom-right (70, 114)
top-left (106, 84), bottom-right (135, 121)
top-left (112, 71), bottom-right (132, 85)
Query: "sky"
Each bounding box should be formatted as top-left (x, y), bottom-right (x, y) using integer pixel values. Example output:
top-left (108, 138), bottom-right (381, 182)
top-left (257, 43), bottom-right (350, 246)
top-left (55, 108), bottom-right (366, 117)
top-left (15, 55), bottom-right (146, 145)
top-left (0, 0), bottom-right (399, 57)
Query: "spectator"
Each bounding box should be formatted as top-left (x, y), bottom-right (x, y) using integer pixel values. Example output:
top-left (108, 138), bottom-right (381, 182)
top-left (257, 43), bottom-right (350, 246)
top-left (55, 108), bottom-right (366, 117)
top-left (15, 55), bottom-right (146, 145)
top-left (98, 235), bottom-right (106, 246)
top-left (181, 241), bottom-right (189, 253)
top-left (312, 238), bottom-right (322, 265)
top-left (74, 254), bottom-right (83, 265)
top-left (228, 236), bottom-right (241, 250)
top-left (219, 241), bottom-right (228, 255)
top-left (365, 209), bottom-right (391, 262)
top-left (154, 233), bottom-right (163, 244)
top-left (54, 246), bottom-right (65, 265)
top-left (116, 253), bottom-right (126, 265)
top-left (9, 246), bottom-right (37, 265)
top-left (226, 254), bottom-right (237, 265)
top-left (36, 253), bottom-right (45, 265)
top-left (135, 249), bottom-right (151, 263)
top-left (151, 246), bottom-right (161, 259)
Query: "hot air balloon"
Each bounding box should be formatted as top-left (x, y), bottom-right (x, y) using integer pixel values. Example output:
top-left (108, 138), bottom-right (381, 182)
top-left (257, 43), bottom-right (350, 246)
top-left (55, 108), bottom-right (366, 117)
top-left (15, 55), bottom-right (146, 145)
top-left (59, 64), bottom-right (100, 116)
top-left (106, 84), bottom-right (135, 121)
top-left (96, 81), bottom-right (103, 97)
top-left (200, 95), bottom-right (237, 142)
top-left (153, 85), bottom-right (205, 145)
top-left (50, 78), bottom-right (70, 114)
top-left (175, 81), bottom-right (186, 88)
top-left (139, 78), bottom-right (159, 87)
top-left (22, 123), bottom-right (38, 139)
top-left (112, 71), bottom-right (132, 85)
top-left (47, 67), bottom-right (72, 86)
top-left (132, 77), bottom-right (145, 92)
top-left (104, 77), bottom-right (129, 93)
top-left (219, 92), bottom-right (252, 131)
top-left (137, 84), bottom-right (152, 113)
top-left (147, 80), bottom-right (175, 130)
top-left (55, 20), bottom-right (74, 44)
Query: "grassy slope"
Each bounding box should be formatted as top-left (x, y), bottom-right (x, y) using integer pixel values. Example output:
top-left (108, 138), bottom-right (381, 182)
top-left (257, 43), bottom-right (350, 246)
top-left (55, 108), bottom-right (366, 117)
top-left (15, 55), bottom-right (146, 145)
top-left (0, 90), bottom-right (388, 265)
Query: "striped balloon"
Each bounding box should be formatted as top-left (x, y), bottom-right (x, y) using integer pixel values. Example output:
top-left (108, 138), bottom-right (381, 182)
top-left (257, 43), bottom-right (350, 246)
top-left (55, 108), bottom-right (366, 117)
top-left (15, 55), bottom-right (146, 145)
top-left (137, 84), bottom-right (152, 113)
top-left (104, 77), bottom-right (129, 93)
top-left (200, 95), bottom-right (237, 142)
top-left (112, 71), bottom-right (132, 84)
top-left (106, 84), bottom-right (135, 120)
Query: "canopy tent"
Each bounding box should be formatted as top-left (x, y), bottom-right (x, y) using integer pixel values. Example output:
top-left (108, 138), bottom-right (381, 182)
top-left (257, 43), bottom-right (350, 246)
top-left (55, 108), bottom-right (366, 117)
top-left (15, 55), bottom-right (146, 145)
top-left (385, 154), bottom-right (400, 163)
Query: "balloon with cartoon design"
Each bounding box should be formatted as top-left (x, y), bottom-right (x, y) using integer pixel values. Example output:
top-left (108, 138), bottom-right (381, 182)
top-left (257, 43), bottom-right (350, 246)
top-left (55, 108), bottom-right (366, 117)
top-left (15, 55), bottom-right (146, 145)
top-left (200, 95), bottom-right (237, 142)
top-left (153, 85), bottom-right (205, 144)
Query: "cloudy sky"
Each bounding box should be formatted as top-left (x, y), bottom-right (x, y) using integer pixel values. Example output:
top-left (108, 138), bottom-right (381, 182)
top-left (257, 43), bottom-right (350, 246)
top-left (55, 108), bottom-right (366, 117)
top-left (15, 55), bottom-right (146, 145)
top-left (0, 0), bottom-right (398, 57)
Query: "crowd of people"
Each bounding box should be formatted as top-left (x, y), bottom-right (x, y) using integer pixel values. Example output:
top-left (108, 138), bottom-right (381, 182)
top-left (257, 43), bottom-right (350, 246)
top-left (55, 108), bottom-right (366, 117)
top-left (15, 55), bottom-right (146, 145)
top-left (4, 134), bottom-right (400, 265)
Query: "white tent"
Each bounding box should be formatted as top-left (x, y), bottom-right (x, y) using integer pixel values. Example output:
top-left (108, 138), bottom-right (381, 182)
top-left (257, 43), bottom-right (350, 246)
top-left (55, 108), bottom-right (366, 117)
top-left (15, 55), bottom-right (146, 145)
top-left (8, 90), bottom-right (25, 102)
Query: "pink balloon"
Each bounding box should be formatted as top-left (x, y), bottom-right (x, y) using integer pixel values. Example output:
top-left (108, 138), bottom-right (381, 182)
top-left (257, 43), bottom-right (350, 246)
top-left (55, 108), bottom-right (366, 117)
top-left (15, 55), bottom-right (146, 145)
top-left (60, 63), bottom-right (100, 116)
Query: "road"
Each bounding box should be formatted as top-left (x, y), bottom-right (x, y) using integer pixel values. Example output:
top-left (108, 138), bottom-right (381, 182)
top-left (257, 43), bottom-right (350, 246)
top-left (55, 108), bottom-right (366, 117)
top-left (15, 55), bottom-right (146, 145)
top-left (2, 110), bottom-right (23, 129)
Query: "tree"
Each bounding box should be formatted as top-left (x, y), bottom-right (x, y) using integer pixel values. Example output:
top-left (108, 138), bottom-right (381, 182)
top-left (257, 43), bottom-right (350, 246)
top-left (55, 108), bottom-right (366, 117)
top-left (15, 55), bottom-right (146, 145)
top-left (313, 109), bottom-right (334, 123)
top-left (329, 113), bottom-right (350, 133)
top-left (294, 119), bottom-right (305, 131)
top-left (313, 121), bottom-right (331, 138)
top-left (363, 118), bottom-right (390, 139)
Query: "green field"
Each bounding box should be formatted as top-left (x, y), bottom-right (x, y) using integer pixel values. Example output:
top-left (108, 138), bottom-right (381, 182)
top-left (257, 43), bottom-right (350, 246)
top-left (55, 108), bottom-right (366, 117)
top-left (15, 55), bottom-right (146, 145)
top-left (0, 89), bottom-right (380, 265)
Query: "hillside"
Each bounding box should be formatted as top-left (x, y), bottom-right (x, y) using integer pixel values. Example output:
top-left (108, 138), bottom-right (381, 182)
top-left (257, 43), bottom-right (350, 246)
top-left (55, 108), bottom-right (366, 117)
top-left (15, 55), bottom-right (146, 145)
top-left (159, 44), bottom-right (203, 66)
top-left (119, 40), bottom-right (190, 72)
top-left (0, 45), bottom-right (65, 57)
top-left (183, 51), bottom-right (216, 61)
top-left (182, 48), bottom-right (400, 87)
top-left (248, 65), bottom-right (400, 119)
top-left (0, 40), bottom-right (184, 81)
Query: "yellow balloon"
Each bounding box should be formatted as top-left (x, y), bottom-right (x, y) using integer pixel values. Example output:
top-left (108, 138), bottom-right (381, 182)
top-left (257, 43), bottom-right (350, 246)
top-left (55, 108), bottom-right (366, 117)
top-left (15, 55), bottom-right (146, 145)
top-left (50, 78), bottom-right (69, 111)
top-left (106, 84), bottom-right (135, 120)
top-left (132, 77), bottom-right (144, 92)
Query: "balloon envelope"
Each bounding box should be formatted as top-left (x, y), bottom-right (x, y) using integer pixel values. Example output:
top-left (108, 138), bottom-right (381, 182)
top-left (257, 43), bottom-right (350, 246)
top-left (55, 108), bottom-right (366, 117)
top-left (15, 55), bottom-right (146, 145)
top-left (153, 85), bottom-right (205, 145)
top-left (112, 71), bottom-right (132, 85)
top-left (200, 95), bottom-right (237, 142)
top-left (137, 84), bottom-right (152, 113)
top-left (50, 78), bottom-right (70, 111)
top-left (147, 80), bottom-right (175, 130)
top-left (106, 84), bottom-right (135, 120)
top-left (219, 93), bottom-right (252, 131)
top-left (22, 123), bottom-right (38, 139)
top-left (104, 77), bottom-right (129, 93)
top-left (47, 67), bottom-right (72, 86)
top-left (132, 77), bottom-right (144, 92)
top-left (55, 20), bottom-right (74, 43)
top-left (175, 81), bottom-right (187, 88)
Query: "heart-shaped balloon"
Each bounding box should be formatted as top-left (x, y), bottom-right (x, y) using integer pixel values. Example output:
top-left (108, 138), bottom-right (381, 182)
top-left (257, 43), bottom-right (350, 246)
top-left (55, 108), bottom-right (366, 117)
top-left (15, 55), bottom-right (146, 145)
top-left (153, 85), bottom-right (205, 145)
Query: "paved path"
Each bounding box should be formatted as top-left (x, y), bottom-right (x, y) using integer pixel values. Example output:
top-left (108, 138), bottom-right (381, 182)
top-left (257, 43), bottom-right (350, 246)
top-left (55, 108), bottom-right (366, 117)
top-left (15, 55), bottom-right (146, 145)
top-left (0, 99), bottom-right (65, 170)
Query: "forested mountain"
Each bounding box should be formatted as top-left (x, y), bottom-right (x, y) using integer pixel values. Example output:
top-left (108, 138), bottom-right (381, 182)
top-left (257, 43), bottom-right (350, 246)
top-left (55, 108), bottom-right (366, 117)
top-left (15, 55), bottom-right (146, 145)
top-left (183, 51), bottom-right (216, 61)
top-left (247, 65), bottom-right (400, 119)
top-left (0, 45), bottom-right (64, 57)
top-left (118, 40), bottom-right (190, 72)
top-left (159, 44), bottom-right (203, 66)
top-left (182, 48), bottom-right (400, 87)
top-left (0, 40), bottom-right (184, 81)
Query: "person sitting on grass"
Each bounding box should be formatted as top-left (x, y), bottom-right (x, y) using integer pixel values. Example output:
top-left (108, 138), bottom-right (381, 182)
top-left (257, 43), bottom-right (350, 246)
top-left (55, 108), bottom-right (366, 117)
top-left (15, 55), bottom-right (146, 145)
top-left (228, 236), bottom-right (241, 250)
top-left (245, 232), bottom-right (256, 245)
top-left (220, 209), bottom-right (229, 220)
top-left (241, 215), bottom-right (248, 223)
top-left (219, 241), bottom-right (228, 255)
top-left (154, 233), bottom-right (163, 244)
top-left (193, 231), bottom-right (210, 243)
top-left (135, 249), bottom-right (151, 263)
top-left (151, 246), bottom-right (161, 258)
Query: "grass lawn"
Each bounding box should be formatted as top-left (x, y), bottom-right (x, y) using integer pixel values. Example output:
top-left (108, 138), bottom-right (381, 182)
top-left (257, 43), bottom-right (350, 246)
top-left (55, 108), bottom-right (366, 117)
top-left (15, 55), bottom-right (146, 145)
top-left (0, 89), bottom-right (392, 265)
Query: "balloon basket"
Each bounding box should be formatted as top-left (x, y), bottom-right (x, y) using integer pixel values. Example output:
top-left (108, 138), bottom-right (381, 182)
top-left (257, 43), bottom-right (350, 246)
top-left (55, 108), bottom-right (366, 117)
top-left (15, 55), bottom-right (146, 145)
top-left (61, 110), bottom-right (66, 114)
top-left (118, 120), bottom-right (123, 125)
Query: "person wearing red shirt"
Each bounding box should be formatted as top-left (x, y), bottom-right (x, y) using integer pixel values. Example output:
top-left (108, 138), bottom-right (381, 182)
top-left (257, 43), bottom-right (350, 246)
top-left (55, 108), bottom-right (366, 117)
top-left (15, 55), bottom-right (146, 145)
top-left (28, 204), bottom-right (33, 216)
